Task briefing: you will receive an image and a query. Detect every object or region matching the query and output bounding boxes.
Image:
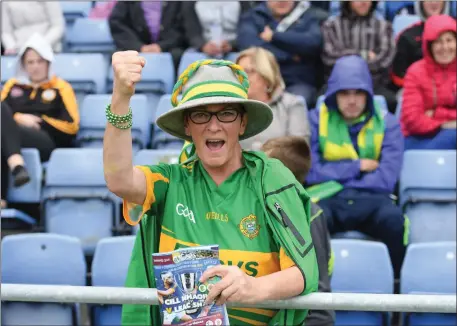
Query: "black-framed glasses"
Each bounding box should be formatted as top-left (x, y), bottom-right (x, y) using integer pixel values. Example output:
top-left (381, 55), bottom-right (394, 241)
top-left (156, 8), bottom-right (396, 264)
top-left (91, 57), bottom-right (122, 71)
top-left (188, 109), bottom-right (241, 124)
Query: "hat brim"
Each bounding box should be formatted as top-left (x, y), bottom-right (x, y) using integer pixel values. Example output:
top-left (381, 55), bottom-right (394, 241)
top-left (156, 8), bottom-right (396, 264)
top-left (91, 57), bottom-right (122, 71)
top-left (155, 96), bottom-right (273, 142)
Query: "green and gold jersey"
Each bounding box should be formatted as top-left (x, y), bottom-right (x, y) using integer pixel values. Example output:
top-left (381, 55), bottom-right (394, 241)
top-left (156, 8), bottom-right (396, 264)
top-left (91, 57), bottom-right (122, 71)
top-left (124, 159), bottom-right (295, 325)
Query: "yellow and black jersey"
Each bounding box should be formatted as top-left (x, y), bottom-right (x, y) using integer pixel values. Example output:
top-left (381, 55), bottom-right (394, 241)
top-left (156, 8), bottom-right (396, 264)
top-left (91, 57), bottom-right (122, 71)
top-left (1, 76), bottom-right (80, 136)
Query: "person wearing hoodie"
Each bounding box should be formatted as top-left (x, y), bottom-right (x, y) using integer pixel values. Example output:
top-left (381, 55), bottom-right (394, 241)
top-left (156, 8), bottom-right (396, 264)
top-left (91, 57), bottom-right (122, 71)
top-left (1, 34), bottom-right (79, 207)
top-left (237, 0), bottom-right (328, 108)
top-left (321, 0), bottom-right (397, 114)
top-left (391, 1), bottom-right (451, 91)
top-left (401, 15), bottom-right (456, 150)
top-left (306, 55), bottom-right (407, 278)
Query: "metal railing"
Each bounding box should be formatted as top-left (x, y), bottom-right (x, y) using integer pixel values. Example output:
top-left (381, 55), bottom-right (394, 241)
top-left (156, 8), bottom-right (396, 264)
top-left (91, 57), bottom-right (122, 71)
top-left (2, 284), bottom-right (456, 313)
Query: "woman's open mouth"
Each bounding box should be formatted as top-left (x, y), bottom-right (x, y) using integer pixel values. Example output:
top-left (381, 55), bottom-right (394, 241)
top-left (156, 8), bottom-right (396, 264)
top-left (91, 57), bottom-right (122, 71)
top-left (206, 140), bottom-right (225, 152)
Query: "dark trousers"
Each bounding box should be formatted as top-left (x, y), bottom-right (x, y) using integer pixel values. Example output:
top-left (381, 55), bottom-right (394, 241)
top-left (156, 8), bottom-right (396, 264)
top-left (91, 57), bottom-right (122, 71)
top-left (1, 102), bottom-right (67, 200)
top-left (319, 190), bottom-right (407, 278)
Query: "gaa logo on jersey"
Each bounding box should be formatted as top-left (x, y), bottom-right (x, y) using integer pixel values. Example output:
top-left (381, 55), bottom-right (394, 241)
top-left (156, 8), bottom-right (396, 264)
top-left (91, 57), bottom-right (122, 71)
top-left (239, 214), bottom-right (260, 240)
top-left (176, 203), bottom-right (196, 224)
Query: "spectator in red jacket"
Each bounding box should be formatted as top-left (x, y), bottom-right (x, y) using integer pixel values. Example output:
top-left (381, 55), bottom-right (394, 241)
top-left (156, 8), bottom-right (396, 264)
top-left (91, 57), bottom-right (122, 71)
top-left (401, 14), bottom-right (456, 150)
top-left (390, 0), bottom-right (451, 92)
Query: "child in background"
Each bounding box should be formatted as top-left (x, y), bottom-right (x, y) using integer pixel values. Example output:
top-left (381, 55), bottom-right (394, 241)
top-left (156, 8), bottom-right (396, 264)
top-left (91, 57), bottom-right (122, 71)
top-left (261, 136), bottom-right (335, 326)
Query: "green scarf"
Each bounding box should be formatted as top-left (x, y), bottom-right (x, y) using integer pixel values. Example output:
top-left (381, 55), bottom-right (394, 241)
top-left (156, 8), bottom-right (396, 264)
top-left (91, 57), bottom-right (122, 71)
top-left (306, 102), bottom-right (385, 203)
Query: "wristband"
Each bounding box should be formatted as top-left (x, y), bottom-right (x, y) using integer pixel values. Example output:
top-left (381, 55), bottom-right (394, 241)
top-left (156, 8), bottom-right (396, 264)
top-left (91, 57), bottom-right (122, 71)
top-left (106, 104), bottom-right (133, 129)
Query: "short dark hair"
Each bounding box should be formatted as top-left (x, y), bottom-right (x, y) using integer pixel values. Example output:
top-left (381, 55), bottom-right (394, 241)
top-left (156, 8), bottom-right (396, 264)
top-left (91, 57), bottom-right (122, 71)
top-left (261, 136), bottom-right (311, 182)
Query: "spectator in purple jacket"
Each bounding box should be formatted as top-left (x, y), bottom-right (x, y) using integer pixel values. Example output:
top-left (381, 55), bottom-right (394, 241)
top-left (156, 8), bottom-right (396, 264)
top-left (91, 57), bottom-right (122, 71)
top-left (237, 0), bottom-right (328, 108)
top-left (306, 55), bottom-right (407, 277)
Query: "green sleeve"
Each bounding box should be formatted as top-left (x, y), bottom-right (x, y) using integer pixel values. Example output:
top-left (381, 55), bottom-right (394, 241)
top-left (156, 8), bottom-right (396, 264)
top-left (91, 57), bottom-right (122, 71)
top-left (123, 164), bottom-right (170, 226)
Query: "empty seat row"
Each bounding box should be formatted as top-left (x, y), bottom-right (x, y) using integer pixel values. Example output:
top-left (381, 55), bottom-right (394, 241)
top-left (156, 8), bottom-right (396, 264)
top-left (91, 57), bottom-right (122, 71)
top-left (400, 150), bottom-right (456, 243)
top-left (1, 233), bottom-right (135, 326)
top-left (4, 148), bottom-right (456, 256)
top-left (4, 148), bottom-right (182, 255)
top-left (2, 234), bottom-right (455, 326)
top-left (332, 239), bottom-right (456, 326)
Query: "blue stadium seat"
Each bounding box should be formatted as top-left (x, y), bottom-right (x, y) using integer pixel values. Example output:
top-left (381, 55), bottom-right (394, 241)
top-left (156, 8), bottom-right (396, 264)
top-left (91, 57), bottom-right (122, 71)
top-left (66, 18), bottom-right (115, 53)
top-left (385, 1), bottom-right (415, 20)
top-left (7, 148), bottom-right (42, 203)
top-left (91, 236), bottom-right (135, 326)
top-left (77, 94), bottom-right (151, 150)
top-left (331, 239), bottom-right (393, 326)
top-left (134, 149), bottom-right (182, 166)
top-left (1, 209), bottom-right (36, 229)
top-left (54, 53), bottom-right (107, 96)
top-left (178, 51), bottom-right (208, 76)
top-left (151, 94), bottom-right (184, 149)
top-left (315, 94), bottom-right (389, 114)
top-left (401, 242), bottom-right (457, 325)
top-left (60, 1), bottom-right (92, 24)
top-left (400, 151), bottom-right (456, 243)
top-left (42, 148), bottom-right (121, 255)
top-left (1, 56), bottom-right (16, 85)
top-left (393, 14), bottom-right (421, 38)
top-left (1, 233), bottom-right (86, 326)
top-left (451, 1), bottom-right (457, 18)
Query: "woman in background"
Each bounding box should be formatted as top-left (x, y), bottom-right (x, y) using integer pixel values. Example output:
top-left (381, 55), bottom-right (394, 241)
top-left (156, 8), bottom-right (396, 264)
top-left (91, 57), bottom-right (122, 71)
top-left (401, 15), bottom-right (456, 150)
top-left (1, 1), bottom-right (65, 54)
top-left (236, 47), bottom-right (311, 150)
top-left (1, 34), bottom-right (79, 208)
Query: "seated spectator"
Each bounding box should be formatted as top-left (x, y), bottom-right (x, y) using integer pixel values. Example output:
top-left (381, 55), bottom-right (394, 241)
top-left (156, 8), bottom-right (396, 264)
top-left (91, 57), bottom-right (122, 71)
top-left (237, 0), bottom-right (328, 108)
top-left (89, 0), bottom-right (117, 19)
top-left (321, 0), bottom-right (398, 113)
top-left (1, 34), bottom-right (79, 207)
top-left (108, 1), bottom-right (185, 67)
top-left (181, 1), bottom-right (255, 58)
top-left (1, 1), bottom-right (65, 54)
top-left (261, 136), bottom-right (335, 326)
top-left (306, 55), bottom-right (407, 277)
top-left (391, 0), bottom-right (451, 92)
top-left (235, 47), bottom-right (310, 150)
top-left (401, 15), bottom-right (456, 150)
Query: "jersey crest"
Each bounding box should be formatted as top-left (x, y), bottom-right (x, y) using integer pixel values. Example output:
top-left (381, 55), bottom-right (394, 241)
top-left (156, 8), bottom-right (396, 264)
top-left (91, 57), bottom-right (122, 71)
top-left (239, 214), bottom-right (261, 240)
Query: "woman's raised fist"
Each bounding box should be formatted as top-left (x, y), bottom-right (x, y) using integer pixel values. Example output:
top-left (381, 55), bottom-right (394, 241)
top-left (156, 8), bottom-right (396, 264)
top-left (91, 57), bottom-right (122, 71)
top-left (112, 51), bottom-right (146, 98)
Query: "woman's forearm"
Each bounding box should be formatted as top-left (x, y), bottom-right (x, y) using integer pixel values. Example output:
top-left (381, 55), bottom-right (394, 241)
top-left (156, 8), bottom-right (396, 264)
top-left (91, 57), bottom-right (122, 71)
top-left (253, 266), bottom-right (304, 302)
top-left (103, 93), bottom-right (135, 196)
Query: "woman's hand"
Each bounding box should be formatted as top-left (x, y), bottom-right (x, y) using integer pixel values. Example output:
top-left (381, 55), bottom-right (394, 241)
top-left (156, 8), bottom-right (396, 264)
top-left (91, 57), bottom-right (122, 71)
top-left (112, 51), bottom-right (146, 100)
top-left (16, 113), bottom-right (42, 129)
top-left (442, 120), bottom-right (457, 129)
top-left (425, 110), bottom-right (434, 117)
top-left (200, 265), bottom-right (260, 306)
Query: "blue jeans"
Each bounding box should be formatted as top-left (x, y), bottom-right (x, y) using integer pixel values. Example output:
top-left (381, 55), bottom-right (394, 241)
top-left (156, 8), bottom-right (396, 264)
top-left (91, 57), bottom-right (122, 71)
top-left (286, 83), bottom-right (317, 108)
top-left (405, 129), bottom-right (456, 150)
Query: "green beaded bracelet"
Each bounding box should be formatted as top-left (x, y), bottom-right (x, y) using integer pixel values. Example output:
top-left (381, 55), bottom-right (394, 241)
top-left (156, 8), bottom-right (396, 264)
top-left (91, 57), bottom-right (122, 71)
top-left (106, 104), bottom-right (133, 129)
